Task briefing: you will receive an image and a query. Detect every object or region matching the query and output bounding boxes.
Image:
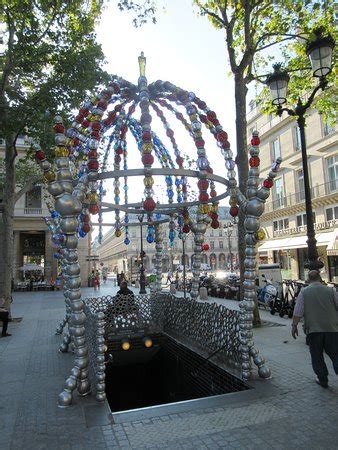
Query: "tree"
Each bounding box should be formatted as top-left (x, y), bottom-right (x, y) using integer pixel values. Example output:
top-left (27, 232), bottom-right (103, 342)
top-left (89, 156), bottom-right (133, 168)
top-left (120, 0), bottom-right (334, 325)
top-left (0, 1), bottom-right (109, 303)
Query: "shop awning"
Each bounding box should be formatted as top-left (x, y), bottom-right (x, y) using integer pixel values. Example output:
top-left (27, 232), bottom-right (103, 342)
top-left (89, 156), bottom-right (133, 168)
top-left (258, 230), bottom-right (336, 252)
top-left (327, 229), bottom-right (338, 256)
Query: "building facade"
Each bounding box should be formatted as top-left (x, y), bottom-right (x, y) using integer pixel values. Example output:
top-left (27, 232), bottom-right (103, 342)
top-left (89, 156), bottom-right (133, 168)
top-left (95, 207), bottom-right (239, 278)
top-left (0, 136), bottom-right (91, 291)
top-left (247, 104), bottom-right (337, 281)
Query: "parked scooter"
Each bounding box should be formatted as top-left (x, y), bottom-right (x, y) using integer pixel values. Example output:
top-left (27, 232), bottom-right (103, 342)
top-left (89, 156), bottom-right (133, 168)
top-left (257, 274), bottom-right (278, 309)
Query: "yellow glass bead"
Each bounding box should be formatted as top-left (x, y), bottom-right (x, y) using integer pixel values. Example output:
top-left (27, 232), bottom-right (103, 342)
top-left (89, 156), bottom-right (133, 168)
top-left (195, 131), bottom-right (202, 137)
top-left (142, 143), bottom-right (153, 153)
top-left (44, 171), bottom-right (56, 182)
top-left (115, 229), bottom-right (122, 237)
top-left (90, 97), bottom-right (97, 104)
top-left (190, 114), bottom-right (197, 121)
top-left (144, 176), bottom-right (154, 187)
top-left (256, 229), bottom-right (266, 241)
top-left (230, 197), bottom-right (237, 206)
top-left (114, 188), bottom-right (120, 195)
top-left (162, 155), bottom-right (167, 162)
top-left (88, 193), bottom-right (99, 202)
top-left (54, 147), bottom-right (68, 157)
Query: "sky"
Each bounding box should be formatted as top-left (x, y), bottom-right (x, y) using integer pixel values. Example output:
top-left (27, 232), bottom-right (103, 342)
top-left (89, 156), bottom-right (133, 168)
top-left (94, 0), bottom-right (239, 235)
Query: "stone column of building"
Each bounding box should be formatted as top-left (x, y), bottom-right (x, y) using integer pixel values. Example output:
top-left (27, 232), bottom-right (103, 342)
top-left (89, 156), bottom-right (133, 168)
top-left (13, 231), bottom-right (21, 283)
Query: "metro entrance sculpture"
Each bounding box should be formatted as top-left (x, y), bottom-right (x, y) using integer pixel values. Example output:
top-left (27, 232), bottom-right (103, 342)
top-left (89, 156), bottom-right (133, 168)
top-left (33, 54), bottom-right (281, 407)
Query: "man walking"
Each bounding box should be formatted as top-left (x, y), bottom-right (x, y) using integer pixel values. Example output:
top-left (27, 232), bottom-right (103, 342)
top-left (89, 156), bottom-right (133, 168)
top-left (292, 270), bottom-right (338, 388)
top-left (0, 296), bottom-right (12, 338)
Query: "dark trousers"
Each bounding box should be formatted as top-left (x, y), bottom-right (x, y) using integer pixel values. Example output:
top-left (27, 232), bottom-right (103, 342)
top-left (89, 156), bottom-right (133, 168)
top-left (308, 332), bottom-right (338, 382)
top-left (0, 311), bottom-right (9, 335)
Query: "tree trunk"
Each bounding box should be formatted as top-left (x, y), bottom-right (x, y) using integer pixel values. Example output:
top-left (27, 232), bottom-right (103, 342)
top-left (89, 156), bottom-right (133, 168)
top-left (234, 74), bottom-right (261, 326)
top-left (2, 137), bottom-right (16, 312)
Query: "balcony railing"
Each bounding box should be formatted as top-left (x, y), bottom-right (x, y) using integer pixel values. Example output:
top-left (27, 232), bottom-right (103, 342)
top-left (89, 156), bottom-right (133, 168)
top-left (14, 207), bottom-right (43, 216)
top-left (265, 180), bottom-right (338, 213)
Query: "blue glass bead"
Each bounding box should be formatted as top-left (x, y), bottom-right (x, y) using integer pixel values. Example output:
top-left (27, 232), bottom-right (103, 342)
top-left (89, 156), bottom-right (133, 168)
top-left (187, 105), bottom-right (197, 115)
top-left (51, 211), bottom-right (59, 219)
top-left (225, 159), bottom-right (236, 170)
top-left (79, 230), bottom-right (86, 238)
top-left (178, 217), bottom-right (183, 226)
top-left (169, 230), bottom-right (175, 240)
top-left (51, 234), bottom-right (65, 247)
top-left (177, 195), bottom-right (183, 203)
top-left (124, 217), bottom-right (129, 224)
top-left (146, 235), bottom-right (154, 243)
top-left (197, 156), bottom-right (209, 170)
top-left (123, 185), bottom-right (128, 191)
top-left (175, 179), bottom-right (181, 186)
top-left (155, 213), bottom-right (161, 220)
top-left (165, 176), bottom-right (172, 184)
top-left (114, 196), bottom-right (120, 203)
top-left (124, 238), bottom-right (130, 245)
top-left (53, 253), bottom-right (60, 260)
top-left (167, 190), bottom-right (174, 199)
top-left (188, 92), bottom-right (196, 101)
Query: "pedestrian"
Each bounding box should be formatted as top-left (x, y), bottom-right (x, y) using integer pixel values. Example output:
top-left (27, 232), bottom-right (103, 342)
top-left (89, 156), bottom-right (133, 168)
top-left (0, 296), bottom-right (12, 338)
top-left (166, 270), bottom-right (173, 285)
top-left (292, 270), bottom-right (338, 388)
top-left (93, 271), bottom-right (100, 292)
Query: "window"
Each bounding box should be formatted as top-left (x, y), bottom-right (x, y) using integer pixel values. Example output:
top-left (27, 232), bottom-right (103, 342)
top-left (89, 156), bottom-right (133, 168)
top-left (210, 241), bottom-right (215, 250)
top-left (294, 126), bottom-right (301, 151)
top-left (323, 118), bottom-right (335, 136)
top-left (219, 241), bottom-right (224, 249)
top-left (273, 218), bottom-right (289, 232)
top-left (325, 206), bottom-right (338, 222)
top-left (218, 230), bottom-right (223, 237)
top-left (296, 213), bottom-right (316, 227)
top-left (25, 186), bottom-right (42, 208)
top-left (271, 138), bottom-right (281, 160)
top-left (272, 178), bottom-right (284, 207)
top-left (297, 170), bottom-right (305, 201)
top-left (326, 155), bottom-right (338, 191)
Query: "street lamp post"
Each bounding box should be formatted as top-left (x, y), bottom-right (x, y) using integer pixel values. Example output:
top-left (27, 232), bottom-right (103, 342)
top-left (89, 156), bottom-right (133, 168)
top-left (266, 29), bottom-right (335, 272)
top-left (138, 214), bottom-right (147, 294)
top-left (224, 222), bottom-right (234, 272)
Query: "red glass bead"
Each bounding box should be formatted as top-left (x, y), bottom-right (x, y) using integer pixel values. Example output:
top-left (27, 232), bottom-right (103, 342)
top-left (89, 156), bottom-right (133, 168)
top-left (197, 179), bottom-right (209, 191)
top-left (82, 119), bottom-right (90, 128)
top-left (75, 115), bottom-right (84, 123)
top-left (177, 90), bottom-right (188, 103)
top-left (53, 124), bottom-right (65, 133)
top-left (249, 157), bottom-right (260, 168)
top-left (199, 192), bottom-right (209, 202)
top-left (87, 160), bottom-right (99, 170)
top-left (142, 153), bottom-right (154, 167)
top-left (35, 151), bottom-right (46, 161)
top-left (91, 121), bottom-right (101, 131)
top-left (116, 147), bottom-right (123, 155)
top-left (206, 167), bottom-right (213, 174)
top-left (166, 129), bottom-right (174, 138)
top-left (263, 179), bottom-right (273, 188)
top-left (89, 204), bottom-right (99, 215)
top-left (211, 220), bottom-right (219, 229)
top-left (142, 131), bottom-right (151, 142)
top-left (210, 190), bottom-right (217, 198)
top-left (109, 111), bottom-right (117, 120)
top-left (222, 141), bottom-right (230, 149)
top-left (202, 243), bottom-right (209, 251)
top-left (91, 131), bottom-right (100, 139)
top-left (209, 212), bottom-right (218, 220)
top-left (110, 82), bottom-right (120, 94)
top-left (210, 118), bottom-right (219, 126)
top-left (195, 138), bottom-right (205, 148)
top-left (143, 197), bottom-right (156, 212)
top-left (82, 214), bottom-right (90, 223)
top-left (230, 206), bottom-right (239, 217)
top-left (103, 118), bottom-right (113, 126)
top-left (114, 104), bottom-right (122, 112)
top-left (217, 131), bottom-right (228, 142)
top-left (97, 99), bottom-right (108, 110)
top-left (88, 150), bottom-right (98, 159)
top-left (197, 100), bottom-right (207, 109)
top-left (182, 224), bottom-right (190, 234)
top-left (175, 112), bottom-right (184, 120)
top-left (79, 107), bottom-right (89, 117)
top-left (114, 155), bottom-right (121, 163)
top-left (207, 111), bottom-right (216, 121)
top-left (82, 223), bottom-right (91, 233)
top-left (176, 156), bottom-right (184, 167)
top-left (251, 136), bottom-right (260, 146)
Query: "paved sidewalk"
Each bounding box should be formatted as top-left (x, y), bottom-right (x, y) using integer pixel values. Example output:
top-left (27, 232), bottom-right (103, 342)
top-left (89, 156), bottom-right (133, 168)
top-left (0, 283), bottom-right (337, 449)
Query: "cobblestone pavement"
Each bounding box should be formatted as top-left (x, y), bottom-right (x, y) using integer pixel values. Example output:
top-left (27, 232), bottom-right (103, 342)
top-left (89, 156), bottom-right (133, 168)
top-left (0, 284), bottom-right (337, 449)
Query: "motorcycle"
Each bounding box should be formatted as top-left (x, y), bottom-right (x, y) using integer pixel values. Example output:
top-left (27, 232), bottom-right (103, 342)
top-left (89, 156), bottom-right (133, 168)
top-left (257, 274), bottom-right (278, 309)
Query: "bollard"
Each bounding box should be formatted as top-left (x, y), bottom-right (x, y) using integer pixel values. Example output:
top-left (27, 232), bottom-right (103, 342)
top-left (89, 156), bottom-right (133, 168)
top-left (199, 287), bottom-right (208, 300)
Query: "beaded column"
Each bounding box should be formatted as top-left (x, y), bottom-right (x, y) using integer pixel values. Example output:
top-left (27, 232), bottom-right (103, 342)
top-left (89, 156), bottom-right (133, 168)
top-left (50, 116), bottom-right (90, 407)
top-left (94, 312), bottom-right (106, 402)
top-left (154, 224), bottom-right (163, 292)
top-left (238, 131), bottom-right (281, 379)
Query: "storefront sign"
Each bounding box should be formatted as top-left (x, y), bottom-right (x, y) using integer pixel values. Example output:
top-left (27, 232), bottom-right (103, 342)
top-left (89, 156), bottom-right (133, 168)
top-left (274, 220), bottom-right (337, 237)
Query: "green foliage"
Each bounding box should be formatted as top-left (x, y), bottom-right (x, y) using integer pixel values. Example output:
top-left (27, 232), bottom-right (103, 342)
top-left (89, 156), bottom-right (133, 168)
top-left (117, 0), bottom-right (157, 26)
top-left (0, 0), bottom-right (109, 149)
